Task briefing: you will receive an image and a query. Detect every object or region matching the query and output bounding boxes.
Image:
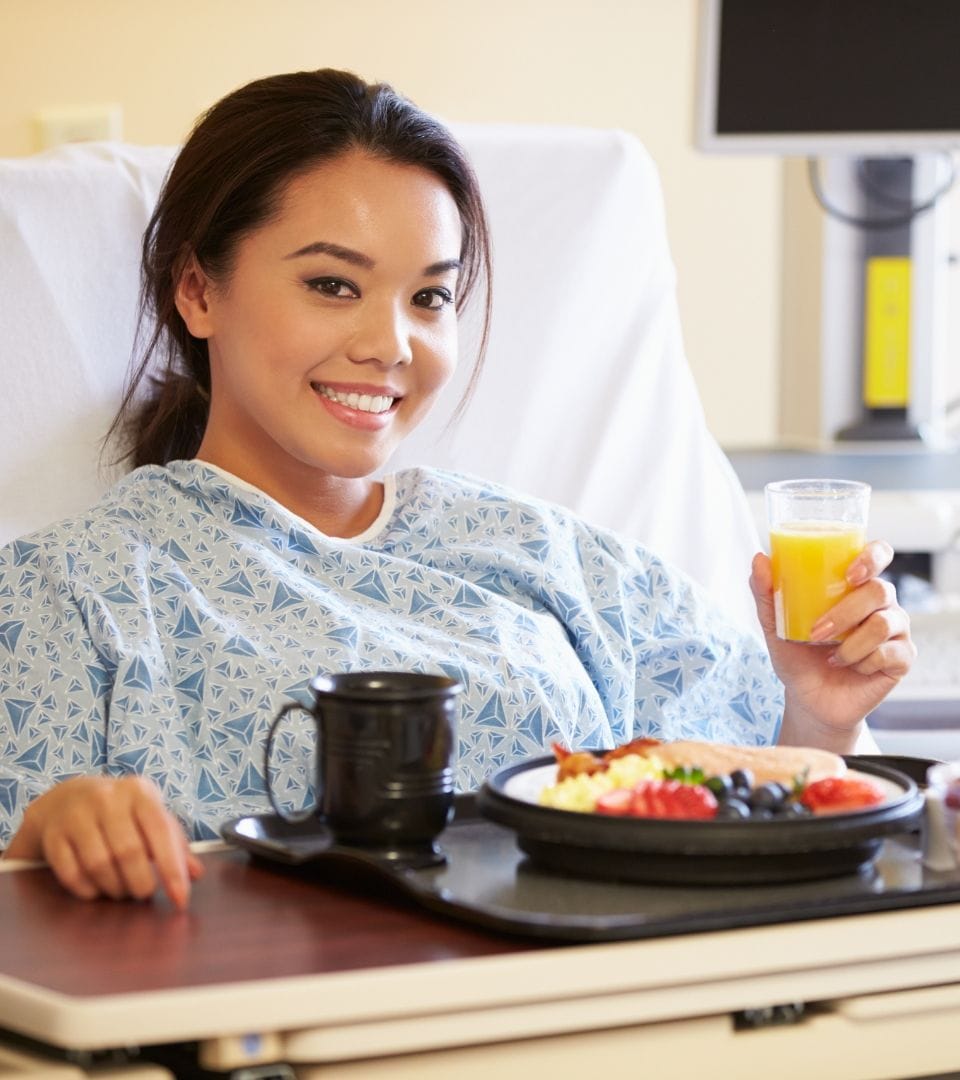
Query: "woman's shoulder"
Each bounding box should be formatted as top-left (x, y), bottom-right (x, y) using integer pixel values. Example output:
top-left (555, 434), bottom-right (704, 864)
top-left (0, 462), bottom-right (206, 565)
top-left (389, 465), bottom-right (649, 560)
top-left (394, 465), bottom-right (571, 519)
top-left (390, 465), bottom-right (575, 535)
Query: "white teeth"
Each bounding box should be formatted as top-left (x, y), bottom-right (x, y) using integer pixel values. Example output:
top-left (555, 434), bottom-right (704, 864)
top-left (316, 385), bottom-right (394, 414)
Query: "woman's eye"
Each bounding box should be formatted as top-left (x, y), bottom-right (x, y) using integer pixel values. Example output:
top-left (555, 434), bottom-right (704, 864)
top-left (412, 287), bottom-right (454, 311)
top-left (305, 277), bottom-right (358, 299)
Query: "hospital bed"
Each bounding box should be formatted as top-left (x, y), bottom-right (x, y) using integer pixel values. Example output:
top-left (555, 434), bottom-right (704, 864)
top-left (1, 124), bottom-right (957, 1080)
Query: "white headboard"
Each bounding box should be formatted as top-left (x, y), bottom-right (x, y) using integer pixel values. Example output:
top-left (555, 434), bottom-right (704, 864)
top-left (0, 126), bottom-right (759, 631)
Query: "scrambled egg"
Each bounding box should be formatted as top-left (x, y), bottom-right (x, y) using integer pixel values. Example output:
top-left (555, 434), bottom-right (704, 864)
top-left (538, 754), bottom-right (665, 812)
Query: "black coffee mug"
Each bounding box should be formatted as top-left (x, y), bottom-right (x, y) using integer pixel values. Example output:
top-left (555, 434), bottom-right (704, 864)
top-left (264, 671), bottom-right (461, 867)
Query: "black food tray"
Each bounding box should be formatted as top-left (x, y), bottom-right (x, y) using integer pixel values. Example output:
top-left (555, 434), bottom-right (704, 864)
top-left (223, 756), bottom-right (960, 943)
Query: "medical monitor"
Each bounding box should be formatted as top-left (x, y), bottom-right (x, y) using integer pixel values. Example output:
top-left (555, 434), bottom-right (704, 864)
top-left (696, 0), bottom-right (960, 155)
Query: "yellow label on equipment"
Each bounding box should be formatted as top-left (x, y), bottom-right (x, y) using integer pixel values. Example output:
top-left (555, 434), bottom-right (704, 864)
top-left (863, 256), bottom-right (911, 408)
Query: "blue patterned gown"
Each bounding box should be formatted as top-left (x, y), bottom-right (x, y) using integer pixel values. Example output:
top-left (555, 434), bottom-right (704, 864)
top-left (0, 461), bottom-right (782, 841)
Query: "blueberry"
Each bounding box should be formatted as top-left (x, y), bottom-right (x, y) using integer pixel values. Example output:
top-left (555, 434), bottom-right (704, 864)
top-left (716, 797), bottom-right (751, 820)
top-left (749, 782), bottom-right (790, 812)
top-left (776, 800), bottom-right (813, 819)
top-left (749, 807), bottom-right (774, 821)
top-left (730, 768), bottom-right (754, 792)
top-left (705, 774), bottom-right (734, 801)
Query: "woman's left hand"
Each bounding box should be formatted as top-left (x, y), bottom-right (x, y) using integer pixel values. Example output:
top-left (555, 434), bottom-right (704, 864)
top-left (749, 540), bottom-right (916, 752)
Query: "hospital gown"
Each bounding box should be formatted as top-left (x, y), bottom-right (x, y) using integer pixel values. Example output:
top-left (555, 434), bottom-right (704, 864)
top-left (0, 461), bottom-right (782, 842)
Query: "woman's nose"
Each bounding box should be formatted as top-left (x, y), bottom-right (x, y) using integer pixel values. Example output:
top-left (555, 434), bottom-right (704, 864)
top-left (346, 300), bottom-right (414, 367)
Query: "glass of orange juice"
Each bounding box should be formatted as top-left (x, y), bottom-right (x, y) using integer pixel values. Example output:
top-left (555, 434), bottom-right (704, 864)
top-left (765, 479), bottom-right (871, 643)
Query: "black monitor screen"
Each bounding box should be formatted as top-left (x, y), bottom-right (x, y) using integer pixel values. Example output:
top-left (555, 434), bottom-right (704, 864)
top-left (712, 0), bottom-right (960, 140)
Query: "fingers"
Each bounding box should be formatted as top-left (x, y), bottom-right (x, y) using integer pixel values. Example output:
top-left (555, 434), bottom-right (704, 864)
top-left (750, 551), bottom-right (773, 593)
top-left (133, 786), bottom-right (193, 910)
top-left (829, 605), bottom-right (916, 674)
top-left (34, 783), bottom-right (130, 901)
top-left (847, 636), bottom-right (917, 678)
top-left (819, 578), bottom-right (916, 676)
top-left (62, 821), bottom-right (129, 900)
top-left (749, 552), bottom-right (776, 634)
top-left (40, 831), bottom-right (100, 901)
top-left (845, 539), bottom-right (894, 585)
top-left (12, 776), bottom-right (197, 908)
top-left (101, 796), bottom-right (160, 901)
top-left (811, 576), bottom-right (898, 641)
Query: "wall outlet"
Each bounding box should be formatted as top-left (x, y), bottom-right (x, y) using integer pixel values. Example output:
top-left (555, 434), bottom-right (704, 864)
top-left (34, 104), bottom-right (123, 150)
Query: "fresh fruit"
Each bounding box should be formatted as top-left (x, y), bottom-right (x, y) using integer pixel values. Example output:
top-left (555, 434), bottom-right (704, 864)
top-left (596, 779), bottom-right (717, 820)
top-left (634, 780), bottom-right (719, 820)
top-left (704, 774), bottom-right (734, 800)
top-left (748, 781), bottom-right (791, 812)
top-left (729, 768), bottom-right (755, 792)
top-left (715, 797), bottom-right (751, 821)
top-left (545, 740), bottom-right (883, 823)
top-left (594, 788), bottom-right (634, 816)
top-left (707, 773), bottom-right (812, 820)
top-left (799, 775), bottom-right (885, 815)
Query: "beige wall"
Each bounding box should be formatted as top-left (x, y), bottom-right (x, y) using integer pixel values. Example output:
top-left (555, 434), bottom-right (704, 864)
top-left (0, 0), bottom-right (782, 447)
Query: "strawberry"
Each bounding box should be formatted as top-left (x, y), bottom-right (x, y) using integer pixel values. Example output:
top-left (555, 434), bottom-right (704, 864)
top-left (628, 779), bottom-right (718, 820)
top-left (595, 788), bottom-right (635, 816)
top-left (800, 775), bottom-right (885, 814)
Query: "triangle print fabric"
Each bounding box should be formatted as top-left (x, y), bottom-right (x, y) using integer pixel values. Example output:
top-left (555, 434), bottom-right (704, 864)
top-left (0, 462), bottom-right (781, 841)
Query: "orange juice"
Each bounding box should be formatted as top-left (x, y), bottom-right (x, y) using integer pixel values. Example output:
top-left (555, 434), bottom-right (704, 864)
top-left (769, 521), bottom-right (866, 642)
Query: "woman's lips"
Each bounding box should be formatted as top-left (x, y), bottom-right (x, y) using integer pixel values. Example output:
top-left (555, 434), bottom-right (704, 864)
top-left (312, 382), bottom-right (398, 415)
top-left (310, 381), bottom-right (400, 428)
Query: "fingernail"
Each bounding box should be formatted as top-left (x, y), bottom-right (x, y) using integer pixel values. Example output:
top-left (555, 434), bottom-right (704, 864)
top-left (847, 563), bottom-right (867, 585)
top-left (826, 651), bottom-right (843, 666)
top-left (810, 619), bottom-right (834, 642)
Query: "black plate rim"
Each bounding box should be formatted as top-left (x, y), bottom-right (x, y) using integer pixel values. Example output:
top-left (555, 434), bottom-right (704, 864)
top-left (477, 753), bottom-right (924, 857)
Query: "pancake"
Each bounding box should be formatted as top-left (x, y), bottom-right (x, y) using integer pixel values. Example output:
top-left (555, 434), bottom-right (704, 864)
top-left (641, 740), bottom-right (846, 786)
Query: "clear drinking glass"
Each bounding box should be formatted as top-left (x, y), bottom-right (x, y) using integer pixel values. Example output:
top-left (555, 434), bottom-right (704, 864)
top-left (765, 478), bottom-right (871, 643)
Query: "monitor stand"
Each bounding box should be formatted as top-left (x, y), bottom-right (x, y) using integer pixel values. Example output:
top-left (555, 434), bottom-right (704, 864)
top-left (780, 154), bottom-right (953, 450)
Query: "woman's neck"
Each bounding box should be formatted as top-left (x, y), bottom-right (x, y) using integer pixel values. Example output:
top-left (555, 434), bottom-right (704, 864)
top-left (193, 448), bottom-right (384, 539)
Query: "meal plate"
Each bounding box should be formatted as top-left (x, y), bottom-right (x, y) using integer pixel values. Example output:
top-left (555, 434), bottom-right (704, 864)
top-left (476, 755), bottom-right (924, 884)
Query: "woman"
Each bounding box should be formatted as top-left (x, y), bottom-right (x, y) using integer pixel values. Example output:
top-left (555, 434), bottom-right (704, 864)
top-left (0, 70), bottom-right (914, 907)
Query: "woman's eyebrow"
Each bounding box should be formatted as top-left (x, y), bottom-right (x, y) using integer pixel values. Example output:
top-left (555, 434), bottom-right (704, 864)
top-left (424, 258), bottom-right (461, 275)
top-left (282, 242), bottom-right (460, 277)
top-left (283, 241), bottom-right (374, 268)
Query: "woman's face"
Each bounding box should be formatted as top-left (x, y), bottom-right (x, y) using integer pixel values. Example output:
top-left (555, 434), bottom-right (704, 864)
top-left (180, 150), bottom-right (462, 484)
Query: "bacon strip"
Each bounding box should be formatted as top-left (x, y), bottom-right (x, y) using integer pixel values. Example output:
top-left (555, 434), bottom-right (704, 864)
top-left (551, 738), bottom-right (663, 780)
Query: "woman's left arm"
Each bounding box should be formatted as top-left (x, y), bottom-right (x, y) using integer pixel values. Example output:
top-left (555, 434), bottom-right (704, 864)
top-left (749, 541), bottom-right (917, 754)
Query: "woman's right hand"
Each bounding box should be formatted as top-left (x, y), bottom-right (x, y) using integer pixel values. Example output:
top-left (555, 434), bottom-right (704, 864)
top-left (4, 776), bottom-right (203, 908)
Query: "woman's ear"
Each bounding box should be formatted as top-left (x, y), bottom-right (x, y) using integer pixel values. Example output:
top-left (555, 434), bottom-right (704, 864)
top-left (174, 254), bottom-right (216, 338)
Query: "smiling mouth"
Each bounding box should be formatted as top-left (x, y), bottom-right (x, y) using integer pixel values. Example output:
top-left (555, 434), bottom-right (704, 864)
top-left (312, 383), bottom-right (397, 414)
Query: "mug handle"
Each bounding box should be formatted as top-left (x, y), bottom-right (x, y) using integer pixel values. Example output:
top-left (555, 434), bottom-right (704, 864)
top-left (264, 700), bottom-right (322, 825)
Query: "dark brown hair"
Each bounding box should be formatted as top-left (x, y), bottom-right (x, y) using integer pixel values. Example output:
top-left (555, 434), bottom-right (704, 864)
top-left (109, 68), bottom-right (492, 468)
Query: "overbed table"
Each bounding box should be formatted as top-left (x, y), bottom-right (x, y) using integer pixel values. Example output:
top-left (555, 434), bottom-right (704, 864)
top-left (2, 844), bottom-right (960, 1079)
